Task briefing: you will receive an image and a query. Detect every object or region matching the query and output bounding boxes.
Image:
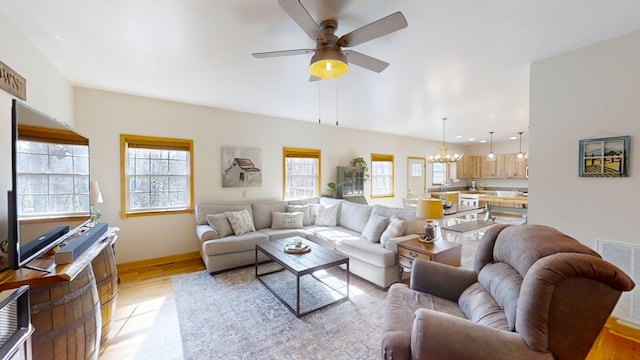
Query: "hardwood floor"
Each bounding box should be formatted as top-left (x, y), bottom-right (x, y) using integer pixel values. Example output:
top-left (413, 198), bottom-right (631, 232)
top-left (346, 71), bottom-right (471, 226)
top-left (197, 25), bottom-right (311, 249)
top-left (98, 229), bottom-right (638, 359)
top-left (98, 256), bottom-right (204, 360)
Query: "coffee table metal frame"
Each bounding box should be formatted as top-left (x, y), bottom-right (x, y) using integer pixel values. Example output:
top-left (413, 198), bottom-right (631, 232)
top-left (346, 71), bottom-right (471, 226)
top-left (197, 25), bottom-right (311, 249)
top-left (255, 237), bottom-right (349, 318)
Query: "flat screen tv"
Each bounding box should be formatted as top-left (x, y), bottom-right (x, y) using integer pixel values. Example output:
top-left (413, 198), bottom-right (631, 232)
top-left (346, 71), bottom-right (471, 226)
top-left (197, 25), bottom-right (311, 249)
top-left (7, 99), bottom-right (92, 271)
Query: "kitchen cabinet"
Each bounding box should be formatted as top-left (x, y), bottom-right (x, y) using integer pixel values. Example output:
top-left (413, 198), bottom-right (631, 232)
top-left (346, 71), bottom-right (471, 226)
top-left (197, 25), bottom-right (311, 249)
top-left (481, 154), bottom-right (505, 178)
top-left (336, 166), bottom-right (365, 198)
top-left (458, 156), bottom-right (482, 179)
top-left (503, 154), bottom-right (528, 178)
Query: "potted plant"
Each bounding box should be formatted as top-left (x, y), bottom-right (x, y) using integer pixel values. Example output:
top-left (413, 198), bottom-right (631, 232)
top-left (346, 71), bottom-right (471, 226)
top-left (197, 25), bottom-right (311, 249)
top-left (323, 182), bottom-right (344, 198)
top-left (351, 157), bottom-right (370, 181)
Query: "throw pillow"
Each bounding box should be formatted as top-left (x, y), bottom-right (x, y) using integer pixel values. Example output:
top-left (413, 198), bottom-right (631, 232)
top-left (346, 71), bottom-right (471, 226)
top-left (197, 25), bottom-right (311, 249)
top-left (286, 204), bottom-right (312, 226)
top-left (226, 209), bottom-right (256, 236)
top-left (205, 213), bottom-right (234, 238)
top-left (380, 215), bottom-right (407, 248)
top-left (307, 203), bottom-right (319, 224)
top-left (271, 212), bottom-right (304, 229)
top-left (315, 204), bottom-right (339, 226)
top-left (361, 213), bottom-right (390, 243)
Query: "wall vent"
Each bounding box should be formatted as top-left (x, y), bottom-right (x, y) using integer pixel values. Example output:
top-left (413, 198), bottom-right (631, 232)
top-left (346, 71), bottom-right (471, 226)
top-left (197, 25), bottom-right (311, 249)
top-left (597, 239), bottom-right (640, 327)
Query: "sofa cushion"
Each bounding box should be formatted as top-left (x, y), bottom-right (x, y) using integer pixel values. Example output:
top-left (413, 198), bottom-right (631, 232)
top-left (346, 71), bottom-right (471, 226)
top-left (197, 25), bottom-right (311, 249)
top-left (362, 213), bottom-right (389, 243)
top-left (380, 215), bottom-right (406, 248)
top-left (315, 203), bottom-right (340, 226)
top-left (477, 262), bottom-right (522, 331)
top-left (287, 197), bottom-right (320, 205)
top-left (339, 201), bottom-right (373, 233)
top-left (226, 209), bottom-right (256, 236)
top-left (286, 204), bottom-right (312, 226)
top-left (335, 236), bottom-right (397, 268)
top-left (202, 232), bottom-right (269, 256)
top-left (195, 203), bottom-right (252, 225)
top-left (458, 282), bottom-right (510, 331)
top-left (206, 213), bottom-right (234, 238)
top-left (271, 211), bottom-right (304, 229)
top-left (371, 205), bottom-right (422, 236)
top-left (491, 224), bottom-right (601, 277)
top-left (252, 201), bottom-right (288, 230)
top-left (258, 228), bottom-right (309, 241)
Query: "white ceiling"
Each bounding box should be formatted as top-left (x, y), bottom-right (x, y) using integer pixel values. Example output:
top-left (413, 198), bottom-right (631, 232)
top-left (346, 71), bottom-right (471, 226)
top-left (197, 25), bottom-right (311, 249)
top-left (2, 0), bottom-right (640, 143)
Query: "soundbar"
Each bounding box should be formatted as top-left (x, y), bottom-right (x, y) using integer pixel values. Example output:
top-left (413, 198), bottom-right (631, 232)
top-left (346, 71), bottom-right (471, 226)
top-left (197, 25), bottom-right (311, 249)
top-left (21, 225), bottom-right (69, 260)
top-left (55, 223), bottom-right (108, 265)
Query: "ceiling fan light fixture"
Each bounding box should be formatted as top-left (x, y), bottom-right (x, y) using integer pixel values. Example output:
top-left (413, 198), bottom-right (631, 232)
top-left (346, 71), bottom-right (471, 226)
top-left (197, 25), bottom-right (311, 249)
top-left (309, 48), bottom-right (348, 79)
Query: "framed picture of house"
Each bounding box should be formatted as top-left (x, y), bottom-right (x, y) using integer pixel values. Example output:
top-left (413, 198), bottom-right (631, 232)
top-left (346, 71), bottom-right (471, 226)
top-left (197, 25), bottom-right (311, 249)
top-left (222, 146), bottom-right (262, 187)
top-left (579, 135), bottom-right (630, 177)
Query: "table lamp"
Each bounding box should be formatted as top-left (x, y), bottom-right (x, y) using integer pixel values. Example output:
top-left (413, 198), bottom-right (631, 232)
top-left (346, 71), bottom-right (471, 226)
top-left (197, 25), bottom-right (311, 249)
top-left (89, 180), bottom-right (104, 223)
top-left (416, 198), bottom-right (444, 243)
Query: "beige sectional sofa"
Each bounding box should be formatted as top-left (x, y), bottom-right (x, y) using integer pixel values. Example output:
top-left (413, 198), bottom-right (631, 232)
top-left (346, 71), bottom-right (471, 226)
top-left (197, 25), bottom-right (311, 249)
top-left (194, 197), bottom-right (423, 288)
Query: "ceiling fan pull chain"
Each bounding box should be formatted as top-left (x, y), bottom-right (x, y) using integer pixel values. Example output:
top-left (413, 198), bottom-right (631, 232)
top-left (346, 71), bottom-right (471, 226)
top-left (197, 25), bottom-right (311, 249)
top-left (318, 82), bottom-right (321, 124)
top-left (335, 79), bottom-right (339, 126)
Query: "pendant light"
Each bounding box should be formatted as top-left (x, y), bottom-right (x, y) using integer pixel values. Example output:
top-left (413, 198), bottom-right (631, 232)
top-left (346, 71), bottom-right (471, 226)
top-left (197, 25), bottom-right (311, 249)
top-left (487, 131), bottom-right (496, 162)
top-left (427, 117), bottom-right (463, 163)
top-left (516, 131), bottom-right (525, 161)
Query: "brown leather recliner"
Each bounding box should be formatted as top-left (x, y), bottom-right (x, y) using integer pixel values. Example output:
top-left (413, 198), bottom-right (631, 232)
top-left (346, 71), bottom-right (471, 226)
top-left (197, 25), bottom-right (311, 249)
top-left (382, 224), bottom-right (635, 360)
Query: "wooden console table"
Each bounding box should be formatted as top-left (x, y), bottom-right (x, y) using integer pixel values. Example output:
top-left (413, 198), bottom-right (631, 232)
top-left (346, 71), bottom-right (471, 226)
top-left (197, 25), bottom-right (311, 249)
top-left (0, 226), bottom-right (119, 360)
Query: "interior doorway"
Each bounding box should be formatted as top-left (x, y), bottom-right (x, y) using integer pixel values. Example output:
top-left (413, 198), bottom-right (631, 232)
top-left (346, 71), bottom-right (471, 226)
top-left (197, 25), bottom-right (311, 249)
top-left (407, 156), bottom-right (426, 198)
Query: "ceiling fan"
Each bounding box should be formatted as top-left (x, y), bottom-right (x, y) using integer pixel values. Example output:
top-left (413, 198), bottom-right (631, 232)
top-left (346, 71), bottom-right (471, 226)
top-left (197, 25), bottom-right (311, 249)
top-left (252, 0), bottom-right (408, 81)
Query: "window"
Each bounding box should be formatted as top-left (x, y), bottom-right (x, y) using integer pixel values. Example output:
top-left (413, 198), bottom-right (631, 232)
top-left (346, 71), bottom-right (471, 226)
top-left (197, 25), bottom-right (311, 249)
top-left (432, 163), bottom-right (446, 184)
top-left (371, 153), bottom-right (394, 198)
top-left (16, 126), bottom-right (89, 218)
top-left (283, 147), bottom-right (320, 200)
top-left (120, 134), bottom-right (193, 217)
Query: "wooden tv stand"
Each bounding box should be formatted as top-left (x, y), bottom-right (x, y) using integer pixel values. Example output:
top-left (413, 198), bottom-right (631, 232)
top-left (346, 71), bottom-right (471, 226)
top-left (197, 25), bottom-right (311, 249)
top-left (0, 226), bottom-right (119, 360)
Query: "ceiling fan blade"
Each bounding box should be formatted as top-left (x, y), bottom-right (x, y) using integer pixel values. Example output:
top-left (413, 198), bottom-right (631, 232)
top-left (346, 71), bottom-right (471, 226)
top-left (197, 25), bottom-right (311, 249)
top-left (343, 50), bottom-right (389, 73)
top-left (278, 0), bottom-right (327, 43)
top-left (252, 49), bottom-right (315, 58)
top-left (338, 12), bottom-right (408, 47)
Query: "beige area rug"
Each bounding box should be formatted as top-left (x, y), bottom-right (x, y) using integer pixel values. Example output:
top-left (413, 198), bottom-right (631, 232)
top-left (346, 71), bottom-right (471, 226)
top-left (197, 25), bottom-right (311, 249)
top-left (172, 264), bottom-right (387, 360)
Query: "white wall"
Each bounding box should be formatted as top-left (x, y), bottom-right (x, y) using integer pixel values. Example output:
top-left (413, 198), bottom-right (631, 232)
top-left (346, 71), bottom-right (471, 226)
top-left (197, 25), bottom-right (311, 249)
top-left (529, 30), bottom-right (640, 250)
top-left (0, 13), bottom-right (74, 241)
top-left (74, 87), bottom-right (454, 263)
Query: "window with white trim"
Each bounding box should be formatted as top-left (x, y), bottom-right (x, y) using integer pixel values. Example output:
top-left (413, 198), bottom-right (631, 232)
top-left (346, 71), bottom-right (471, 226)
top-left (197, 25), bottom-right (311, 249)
top-left (432, 163), bottom-right (446, 184)
top-left (121, 134), bottom-right (193, 216)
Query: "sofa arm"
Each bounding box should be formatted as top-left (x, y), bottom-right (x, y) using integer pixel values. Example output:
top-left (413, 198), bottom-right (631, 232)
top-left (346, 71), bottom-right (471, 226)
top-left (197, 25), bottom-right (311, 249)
top-left (411, 309), bottom-right (553, 360)
top-left (196, 224), bottom-right (219, 242)
top-left (410, 258), bottom-right (477, 302)
top-left (383, 234), bottom-right (419, 253)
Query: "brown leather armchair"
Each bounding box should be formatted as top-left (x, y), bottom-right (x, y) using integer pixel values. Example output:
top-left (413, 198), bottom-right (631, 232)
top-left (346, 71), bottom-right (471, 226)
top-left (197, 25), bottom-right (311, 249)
top-left (382, 224), bottom-right (635, 360)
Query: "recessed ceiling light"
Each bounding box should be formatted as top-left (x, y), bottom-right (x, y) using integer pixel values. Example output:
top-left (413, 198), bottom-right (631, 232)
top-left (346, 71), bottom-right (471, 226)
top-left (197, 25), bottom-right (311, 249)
top-left (468, 137), bottom-right (475, 141)
top-left (480, 140), bottom-right (487, 143)
top-left (509, 136), bottom-right (517, 140)
top-left (456, 135), bottom-right (462, 139)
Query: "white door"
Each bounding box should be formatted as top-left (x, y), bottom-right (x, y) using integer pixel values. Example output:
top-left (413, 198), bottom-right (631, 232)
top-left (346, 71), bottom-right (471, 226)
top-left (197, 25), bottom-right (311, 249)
top-left (407, 157), bottom-right (426, 197)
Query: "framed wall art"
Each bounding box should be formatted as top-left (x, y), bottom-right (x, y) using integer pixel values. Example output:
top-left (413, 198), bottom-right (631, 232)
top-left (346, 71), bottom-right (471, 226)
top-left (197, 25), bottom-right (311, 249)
top-left (222, 146), bottom-right (262, 187)
top-left (579, 135), bottom-right (630, 177)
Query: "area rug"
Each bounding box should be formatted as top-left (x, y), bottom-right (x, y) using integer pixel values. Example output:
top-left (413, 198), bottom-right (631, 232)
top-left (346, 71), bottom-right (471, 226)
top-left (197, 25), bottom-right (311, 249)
top-left (172, 264), bottom-right (387, 360)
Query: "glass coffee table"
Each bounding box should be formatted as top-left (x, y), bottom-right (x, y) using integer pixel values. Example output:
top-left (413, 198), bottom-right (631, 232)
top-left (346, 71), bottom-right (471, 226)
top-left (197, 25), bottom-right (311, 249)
top-left (255, 237), bottom-right (349, 317)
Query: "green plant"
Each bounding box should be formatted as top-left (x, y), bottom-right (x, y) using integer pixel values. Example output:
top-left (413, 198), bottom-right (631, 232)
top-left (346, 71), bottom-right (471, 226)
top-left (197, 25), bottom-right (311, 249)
top-left (351, 157), bottom-right (370, 181)
top-left (323, 182), bottom-right (344, 198)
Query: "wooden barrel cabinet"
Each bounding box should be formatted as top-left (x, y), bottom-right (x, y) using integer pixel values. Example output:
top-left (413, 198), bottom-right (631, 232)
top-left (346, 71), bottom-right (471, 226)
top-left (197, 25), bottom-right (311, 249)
top-left (0, 227), bottom-right (119, 360)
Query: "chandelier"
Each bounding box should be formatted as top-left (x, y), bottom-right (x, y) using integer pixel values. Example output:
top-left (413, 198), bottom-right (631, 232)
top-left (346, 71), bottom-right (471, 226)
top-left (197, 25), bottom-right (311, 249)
top-left (427, 118), bottom-right (463, 163)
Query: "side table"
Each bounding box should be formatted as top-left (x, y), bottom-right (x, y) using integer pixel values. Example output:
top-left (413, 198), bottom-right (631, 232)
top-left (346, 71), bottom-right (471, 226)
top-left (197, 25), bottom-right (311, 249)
top-left (396, 237), bottom-right (462, 281)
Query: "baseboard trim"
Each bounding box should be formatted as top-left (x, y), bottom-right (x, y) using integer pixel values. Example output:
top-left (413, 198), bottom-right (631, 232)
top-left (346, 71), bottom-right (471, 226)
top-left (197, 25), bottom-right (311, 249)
top-left (117, 251), bottom-right (201, 274)
top-left (607, 317), bottom-right (640, 343)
